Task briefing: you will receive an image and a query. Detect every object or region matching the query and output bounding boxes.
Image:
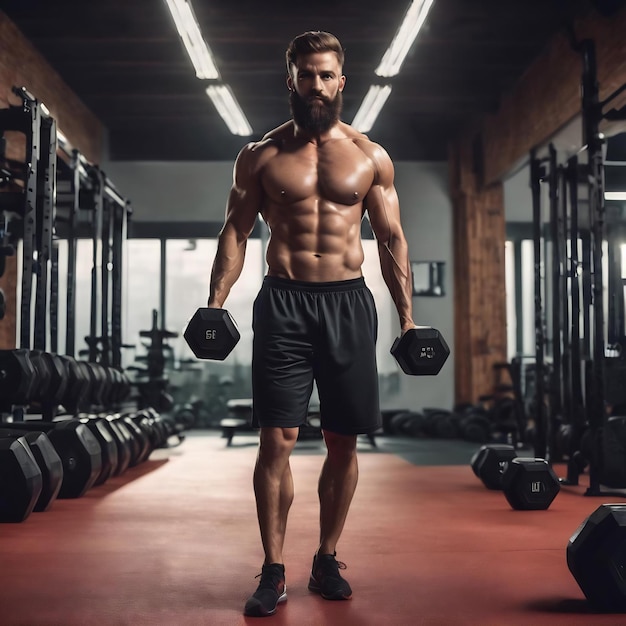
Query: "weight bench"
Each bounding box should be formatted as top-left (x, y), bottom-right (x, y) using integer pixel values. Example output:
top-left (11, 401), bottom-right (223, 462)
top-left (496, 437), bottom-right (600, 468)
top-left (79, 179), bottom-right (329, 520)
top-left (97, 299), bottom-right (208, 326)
top-left (220, 400), bottom-right (378, 448)
top-left (220, 417), bottom-right (255, 446)
top-left (220, 398), bottom-right (255, 446)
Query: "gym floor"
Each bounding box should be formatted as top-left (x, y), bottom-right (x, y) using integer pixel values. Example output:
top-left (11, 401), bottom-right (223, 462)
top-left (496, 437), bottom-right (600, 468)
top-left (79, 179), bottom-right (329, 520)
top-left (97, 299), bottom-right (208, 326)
top-left (0, 430), bottom-right (624, 626)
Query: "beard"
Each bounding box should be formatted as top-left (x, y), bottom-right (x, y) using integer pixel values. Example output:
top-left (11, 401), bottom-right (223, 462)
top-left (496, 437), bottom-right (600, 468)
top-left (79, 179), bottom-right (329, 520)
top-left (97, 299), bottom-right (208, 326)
top-left (289, 89), bottom-right (343, 134)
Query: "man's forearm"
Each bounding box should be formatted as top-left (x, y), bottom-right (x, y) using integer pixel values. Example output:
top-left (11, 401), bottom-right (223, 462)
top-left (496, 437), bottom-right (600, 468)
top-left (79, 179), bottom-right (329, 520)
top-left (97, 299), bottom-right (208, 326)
top-left (208, 230), bottom-right (247, 308)
top-left (378, 238), bottom-right (414, 331)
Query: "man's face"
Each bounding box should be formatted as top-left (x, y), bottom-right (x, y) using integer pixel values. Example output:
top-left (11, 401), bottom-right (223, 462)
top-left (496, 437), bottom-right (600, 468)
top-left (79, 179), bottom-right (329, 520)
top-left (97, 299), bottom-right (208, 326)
top-left (287, 51), bottom-right (346, 134)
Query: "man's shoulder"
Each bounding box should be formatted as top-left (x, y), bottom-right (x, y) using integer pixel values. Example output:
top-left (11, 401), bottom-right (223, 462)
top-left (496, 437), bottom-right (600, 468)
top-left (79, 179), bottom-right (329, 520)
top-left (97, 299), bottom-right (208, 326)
top-left (346, 130), bottom-right (391, 174)
top-left (256, 121), bottom-right (293, 150)
top-left (238, 122), bottom-right (293, 165)
top-left (339, 123), bottom-right (394, 182)
top-left (347, 128), bottom-right (387, 159)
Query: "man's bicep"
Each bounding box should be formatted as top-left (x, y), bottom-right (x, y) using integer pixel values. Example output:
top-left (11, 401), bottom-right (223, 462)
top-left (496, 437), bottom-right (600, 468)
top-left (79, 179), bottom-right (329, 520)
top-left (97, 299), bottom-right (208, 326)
top-left (365, 183), bottom-right (402, 243)
top-left (223, 146), bottom-right (263, 238)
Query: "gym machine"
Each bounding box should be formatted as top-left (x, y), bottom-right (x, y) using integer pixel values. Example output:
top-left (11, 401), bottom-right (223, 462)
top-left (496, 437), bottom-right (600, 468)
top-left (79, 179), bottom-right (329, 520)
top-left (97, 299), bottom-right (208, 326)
top-left (0, 89), bottom-right (183, 523)
top-left (527, 38), bottom-right (626, 494)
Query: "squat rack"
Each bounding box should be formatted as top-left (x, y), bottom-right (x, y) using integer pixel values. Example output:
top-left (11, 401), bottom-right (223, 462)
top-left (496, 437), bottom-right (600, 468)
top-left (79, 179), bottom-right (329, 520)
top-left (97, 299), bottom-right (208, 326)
top-left (529, 37), bottom-right (626, 495)
top-left (0, 86), bottom-right (132, 369)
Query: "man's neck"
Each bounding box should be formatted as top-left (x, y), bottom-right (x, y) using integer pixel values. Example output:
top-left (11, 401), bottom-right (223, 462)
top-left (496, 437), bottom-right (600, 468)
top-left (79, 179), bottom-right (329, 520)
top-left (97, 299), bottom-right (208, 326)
top-left (292, 120), bottom-right (342, 145)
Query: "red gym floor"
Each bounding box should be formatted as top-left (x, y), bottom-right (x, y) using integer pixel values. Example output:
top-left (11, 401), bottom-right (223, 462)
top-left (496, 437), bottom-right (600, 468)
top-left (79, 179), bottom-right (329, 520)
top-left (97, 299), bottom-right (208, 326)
top-left (0, 432), bottom-right (624, 626)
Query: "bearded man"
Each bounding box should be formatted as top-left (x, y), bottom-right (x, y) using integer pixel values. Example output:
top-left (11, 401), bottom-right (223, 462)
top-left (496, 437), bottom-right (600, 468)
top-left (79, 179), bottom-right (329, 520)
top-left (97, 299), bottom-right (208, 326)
top-left (206, 30), bottom-right (417, 617)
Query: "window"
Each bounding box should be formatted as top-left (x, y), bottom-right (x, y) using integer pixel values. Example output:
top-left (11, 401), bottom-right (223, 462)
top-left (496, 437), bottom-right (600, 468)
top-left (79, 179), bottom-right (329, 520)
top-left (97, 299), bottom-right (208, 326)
top-left (505, 241), bottom-right (516, 361)
top-left (123, 239), bottom-right (161, 368)
top-left (165, 238), bottom-right (263, 364)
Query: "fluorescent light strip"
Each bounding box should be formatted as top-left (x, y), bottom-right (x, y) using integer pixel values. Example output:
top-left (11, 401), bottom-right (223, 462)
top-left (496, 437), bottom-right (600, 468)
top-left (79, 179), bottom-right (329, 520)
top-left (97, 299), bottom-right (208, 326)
top-left (206, 85), bottom-right (253, 136)
top-left (376, 0), bottom-right (435, 77)
top-left (351, 85), bottom-right (393, 132)
top-left (605, 191), bottom-right (626, 201)
top-left (164, 0), bottom-right (220, 79)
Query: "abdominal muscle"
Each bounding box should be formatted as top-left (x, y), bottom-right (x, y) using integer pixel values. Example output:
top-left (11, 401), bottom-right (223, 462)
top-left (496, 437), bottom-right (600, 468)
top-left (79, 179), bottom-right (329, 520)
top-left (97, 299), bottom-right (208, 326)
top-left (263, 198), bottom-right (366, 283)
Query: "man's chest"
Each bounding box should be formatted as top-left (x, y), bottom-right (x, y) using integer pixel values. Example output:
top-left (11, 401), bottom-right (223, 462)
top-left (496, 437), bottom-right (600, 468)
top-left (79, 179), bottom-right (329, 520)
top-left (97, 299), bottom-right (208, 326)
top-left (260, 143), bottom-right (375, 206)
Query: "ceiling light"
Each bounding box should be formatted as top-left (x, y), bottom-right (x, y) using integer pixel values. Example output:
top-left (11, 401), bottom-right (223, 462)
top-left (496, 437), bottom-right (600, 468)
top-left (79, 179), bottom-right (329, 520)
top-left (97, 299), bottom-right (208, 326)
top-left (351, 85), bottom-right (393, 132)
top-left (605, 191), bottom-right (626, 201)
top-left (206, 85), bottom-right (253, 136)
top-left (164, 0), bottom-right (220, 79)
top-left (375, 0), bottom-right (435, 77)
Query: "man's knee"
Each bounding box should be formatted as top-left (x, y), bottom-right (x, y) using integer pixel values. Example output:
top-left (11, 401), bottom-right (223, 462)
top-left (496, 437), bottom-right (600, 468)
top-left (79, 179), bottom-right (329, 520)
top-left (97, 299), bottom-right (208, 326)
top-left (323, 430), bottom-right (357, 458)
top-left (258, 427), bottom-right (299, 459)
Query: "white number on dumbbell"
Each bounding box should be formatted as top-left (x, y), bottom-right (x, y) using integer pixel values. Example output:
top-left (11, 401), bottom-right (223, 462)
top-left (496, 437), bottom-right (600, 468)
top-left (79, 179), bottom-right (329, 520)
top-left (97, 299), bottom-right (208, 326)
top-left (205, 330), bottom-right (217, 340)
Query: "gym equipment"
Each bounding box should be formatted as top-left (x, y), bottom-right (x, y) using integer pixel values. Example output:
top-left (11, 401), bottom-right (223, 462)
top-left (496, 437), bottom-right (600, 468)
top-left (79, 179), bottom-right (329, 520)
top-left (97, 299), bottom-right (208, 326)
top-left (471, 444), bottom-right (517, 490)
top-left (421, 408), bottom-right (457, 439)
top-left (36, 352), bottom-right (69, 411)
top-left (501, 457), bottom-right (560, 510)
top-left (184, 308), bottom-right (240, 360)
top-left (122, 416), bottom-right (152, 465)
top-left (102, 417), bottom-right (132, 476)
top-left (454, 406), bottom-right (492, 443)
top-left (57, 355), bottom-right (91, 413)
top-left (390, 327), bottom-right (450, 376)
top-left (27, 350), bottom-right (53, 405)
top-left (389, 411), bottom-right (424, 437)
top-left (9, 420), bottom-right (102, 498)
top-left (106, 416), bottom-right (142, 466)
top-left (137, 309), bottom-right (178, 378)
top-left (0, 429), bottom-right (63, 512)
top-left (76, 417), bottom-right (119, 485)
top-left (381, 409), bottom-right (410, 434)
top-left (567, 503), bottom-right (626, 612)
top-left (0, 434), bottom-right (42, 522)
top-left (128, 408), bottom-right (168, 449)
top-left (0, 349), bottom-right (37, 410)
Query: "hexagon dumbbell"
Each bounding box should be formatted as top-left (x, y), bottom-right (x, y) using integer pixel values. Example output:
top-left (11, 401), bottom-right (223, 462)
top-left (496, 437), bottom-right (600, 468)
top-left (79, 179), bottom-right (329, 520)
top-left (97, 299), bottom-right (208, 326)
top-left (184, 308), bottom-right (240, 360)
top-left (501, 457), bottom-right (560, 510)
top-left (390, 326), bottom-right (450, 376)
top-left (0, 434), bottom-right (42, 522)
top-left (471, 444), bottom-right (518, 490)
top-left (567, 503), bottom-right (626, 612)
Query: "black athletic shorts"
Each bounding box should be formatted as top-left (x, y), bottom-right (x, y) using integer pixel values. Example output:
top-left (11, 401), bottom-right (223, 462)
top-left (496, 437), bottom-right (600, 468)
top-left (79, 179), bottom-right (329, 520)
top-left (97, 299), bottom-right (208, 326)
top-left (251, 275), bottom-right (382, 435)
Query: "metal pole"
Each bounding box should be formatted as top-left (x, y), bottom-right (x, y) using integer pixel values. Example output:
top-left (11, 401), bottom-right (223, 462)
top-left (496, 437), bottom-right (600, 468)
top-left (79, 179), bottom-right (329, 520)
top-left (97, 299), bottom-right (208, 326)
top-left (531, 151), bottom-right (547, 460)
top-left (580, 39), bottom-right (607, 496)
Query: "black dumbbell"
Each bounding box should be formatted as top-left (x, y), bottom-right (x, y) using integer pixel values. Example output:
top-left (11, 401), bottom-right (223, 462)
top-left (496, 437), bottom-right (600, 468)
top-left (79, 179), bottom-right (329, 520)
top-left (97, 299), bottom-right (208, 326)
top-left (389, 411), bottom-right (425, 437)
top-left (456, 409), bottom-right (493, 443)
top-left (471, 444), bottom-right (517, 490)
top-left (422, 408), bottom-right (457, 438)
top-left (10, 420), bottom-right (102, 498)
top-left (102, 417), bottom-right (132, 476)
top-left (57, 355), bottom-right (91, 414)
top-left (77, 416), bottom-right (119, 485)
top-left (0, 349), bottom-right (37, 411)
top-left (501, 457), bottom-right (561, 510)
top-left (0, 429), bottom-right (63, 512)
top-left (122, 417), bottom-right (152, 465)
top-left (183, 307), bottom-right (240, 361)
top-left (0, 434), bottom-right (42, 522)
top-left (390, 327), bottom-right (450, 376)
top-left (183, 308), bottom-right (240, 360)
top-left (568, 504), bottom-right (626, 612)
top-left (107, 416), bottom-right (142, 467)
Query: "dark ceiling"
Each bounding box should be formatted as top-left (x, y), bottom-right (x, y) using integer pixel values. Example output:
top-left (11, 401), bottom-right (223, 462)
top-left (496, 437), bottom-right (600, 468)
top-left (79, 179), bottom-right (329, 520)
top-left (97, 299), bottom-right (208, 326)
top-left (1, 0), bottom-right (615, 162)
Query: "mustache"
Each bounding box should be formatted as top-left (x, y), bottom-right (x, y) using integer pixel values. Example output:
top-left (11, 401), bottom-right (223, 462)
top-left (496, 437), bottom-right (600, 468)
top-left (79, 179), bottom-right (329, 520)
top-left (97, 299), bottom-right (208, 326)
top-left (307, 93), bottom-right (331, 103)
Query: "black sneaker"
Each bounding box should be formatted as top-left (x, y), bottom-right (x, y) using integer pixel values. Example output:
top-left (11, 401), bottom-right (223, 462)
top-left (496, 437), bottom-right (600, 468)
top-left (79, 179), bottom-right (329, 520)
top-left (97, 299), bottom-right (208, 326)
top-left (244, 563), bottom-right (287, 617)
top-left (308, 553), bottom-right (352, 600)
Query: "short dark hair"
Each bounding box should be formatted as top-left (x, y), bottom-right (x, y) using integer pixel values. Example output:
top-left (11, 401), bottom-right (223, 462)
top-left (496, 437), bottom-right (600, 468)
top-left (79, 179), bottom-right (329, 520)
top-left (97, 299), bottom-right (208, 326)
top-left (285, 31), bottom-right (345, 72)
